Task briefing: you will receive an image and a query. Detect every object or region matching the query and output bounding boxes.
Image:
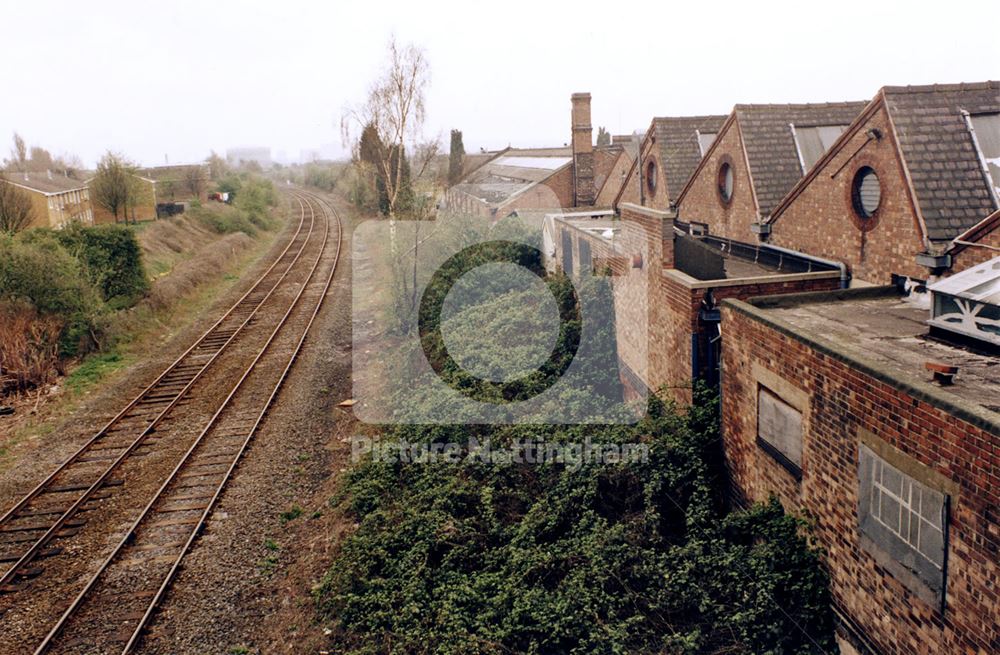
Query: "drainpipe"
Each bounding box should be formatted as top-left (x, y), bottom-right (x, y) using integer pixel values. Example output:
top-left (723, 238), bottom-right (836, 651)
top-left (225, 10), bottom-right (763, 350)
top-left (759, 243), bottom-right (850, 288)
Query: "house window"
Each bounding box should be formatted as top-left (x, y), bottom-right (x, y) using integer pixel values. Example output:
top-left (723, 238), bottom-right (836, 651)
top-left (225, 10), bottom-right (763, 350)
top-left (717, 159), bottom-right (734, 205)
top-left (851, 166), bottom-right (881, 219)
top-left (858, 444), bottom-right (949, 603)
top-left (645, 159), bottom-right (657, 197)
top-left (756, 387), bottom-right (803, 478)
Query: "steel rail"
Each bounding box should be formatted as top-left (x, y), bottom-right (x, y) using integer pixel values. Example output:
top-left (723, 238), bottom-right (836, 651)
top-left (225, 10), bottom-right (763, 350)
top-left (33, 189), bottom-right (343, 654)
top-left (0, 195), bottom-right (316, 592)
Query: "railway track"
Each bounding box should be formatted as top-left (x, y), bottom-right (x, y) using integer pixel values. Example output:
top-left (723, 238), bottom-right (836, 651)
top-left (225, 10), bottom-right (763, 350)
top-left (0, 189), bottom-right (342, 653)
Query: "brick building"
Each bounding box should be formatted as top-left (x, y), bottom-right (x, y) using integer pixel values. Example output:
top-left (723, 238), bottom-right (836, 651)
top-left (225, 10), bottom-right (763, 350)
top-left (674, 102), bottom-right (867, 245)
top-left (949, 209), bottom-right (1000, 272)
top-left (140, 164), bottom-right (210, 203)
top-left (1, 171), bottom-right (93, 229)
top-left (87, 173), bottom-right (157, 224)
top-left (551, 204), bottom-right (843, 403)
top-left (764, 82), bottom-right (1000, 284)
top-left (614, 115), bottom-right (727, 212)
top-left (444, 93), bottom-right (631, 218)
top-left (720, 279), bottom-right (1000, 655)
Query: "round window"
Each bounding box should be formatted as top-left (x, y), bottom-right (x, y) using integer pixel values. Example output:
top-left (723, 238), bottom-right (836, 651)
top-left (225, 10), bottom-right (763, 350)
top-left (717, 161), bottom-right (734, 204)
top-left (646, 159), bottom-right (657, 196)
top-left (851, 166), bottom-right (881, 219)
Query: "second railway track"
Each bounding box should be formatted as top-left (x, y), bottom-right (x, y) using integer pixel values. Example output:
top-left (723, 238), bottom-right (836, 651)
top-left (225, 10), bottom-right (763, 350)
top-left (0, 189), bottom-right (343, 654)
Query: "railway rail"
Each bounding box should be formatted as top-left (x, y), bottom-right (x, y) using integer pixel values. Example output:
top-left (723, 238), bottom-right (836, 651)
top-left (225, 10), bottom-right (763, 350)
top-left (0, 189), bottom-right (342, 653)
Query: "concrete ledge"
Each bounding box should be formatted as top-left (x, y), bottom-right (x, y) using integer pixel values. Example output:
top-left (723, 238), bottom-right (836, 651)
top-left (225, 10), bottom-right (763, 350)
top-left (664, 268), bottom-right (841, 290)
top-left (619, 202), bottom-right (676, 220)
top-left (747, 285), bottom-right (899, 309)
top-left (722, 297), bottom-right (1000, 436)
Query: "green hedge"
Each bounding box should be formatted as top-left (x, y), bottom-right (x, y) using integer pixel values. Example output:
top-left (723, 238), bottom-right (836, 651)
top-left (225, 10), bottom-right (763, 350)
top-left (0, 233), bottom-right (105, 355)
top-left (55, 224), bottom-right (149, 308)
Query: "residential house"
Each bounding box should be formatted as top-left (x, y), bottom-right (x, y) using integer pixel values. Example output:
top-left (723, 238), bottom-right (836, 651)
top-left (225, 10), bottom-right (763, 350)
top-left (87, 173), bottom-right (157, 223)
top-left (1, 171), bottom-right (93, 229)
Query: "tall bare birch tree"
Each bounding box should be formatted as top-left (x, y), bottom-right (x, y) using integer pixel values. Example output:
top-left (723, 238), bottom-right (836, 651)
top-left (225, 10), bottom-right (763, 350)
top-left (342, 37), bottom-right (434, 217)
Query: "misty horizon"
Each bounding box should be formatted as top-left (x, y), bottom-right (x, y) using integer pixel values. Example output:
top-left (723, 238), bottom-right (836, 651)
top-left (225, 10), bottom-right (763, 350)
top-left (2, 0), bottom-right (998, 168)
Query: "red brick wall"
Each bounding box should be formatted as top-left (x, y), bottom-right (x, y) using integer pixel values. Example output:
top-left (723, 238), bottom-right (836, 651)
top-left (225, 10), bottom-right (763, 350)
top-left (594, 149), bottom-right (632, 208)
top-left (720, 301), bottom-right (1000, 655)
top-left (656, 273), bottom-right (840, 404)
top-left (767, 104), bottom-right (928, 283)
top-left (950, 215), bottom-right (1000, 273)
top-left (676, 119), bottom-right (759, 243)
top-left (500, 165), bottom-right (574, 215)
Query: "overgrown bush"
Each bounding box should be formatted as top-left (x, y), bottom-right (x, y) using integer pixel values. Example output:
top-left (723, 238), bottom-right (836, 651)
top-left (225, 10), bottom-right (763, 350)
top-left (189, 204), bottom-right (261, 236)
top-left (317, 389), bottom-right (835, 654)
top-left (0, 233), bottom-right (105, 356)
top-left (234, 176), bottom-right (278, 229)
top-left (0, 300), bottom-right (64, 394)
top-left (317, 211), bottom-right (835, 652)
top-left (54, 224), bottom-right (149, 308)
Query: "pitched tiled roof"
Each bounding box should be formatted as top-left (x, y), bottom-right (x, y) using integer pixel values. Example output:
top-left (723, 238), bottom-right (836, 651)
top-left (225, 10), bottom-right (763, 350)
top-left (2, 171), bottom-right (88, 195)
top-left (735, 102), bottom-right (868, 216)
top-left (883, 82), bottom-right (1000, 242)
top-left (651, 115), bottom-right (727, 203)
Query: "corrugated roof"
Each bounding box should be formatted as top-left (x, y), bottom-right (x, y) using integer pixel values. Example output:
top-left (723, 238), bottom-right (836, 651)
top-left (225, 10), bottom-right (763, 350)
top-left (883, 81), bottom-right (1000, 242)
top-left (2, 171), bottom-right (88, 195)
top-left (651, 115), bottom-right (728, 203)
top-left (735, 102), bottom-right (868, 216)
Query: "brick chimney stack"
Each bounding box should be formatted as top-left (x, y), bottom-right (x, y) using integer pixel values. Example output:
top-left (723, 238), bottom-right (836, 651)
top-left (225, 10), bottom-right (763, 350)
top-left (571, 92), bottom-right (594, 206)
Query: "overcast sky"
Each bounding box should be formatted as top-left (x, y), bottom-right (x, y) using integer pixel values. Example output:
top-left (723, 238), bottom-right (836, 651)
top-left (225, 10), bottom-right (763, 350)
top-left (3, 0), bottom-right (997, 167)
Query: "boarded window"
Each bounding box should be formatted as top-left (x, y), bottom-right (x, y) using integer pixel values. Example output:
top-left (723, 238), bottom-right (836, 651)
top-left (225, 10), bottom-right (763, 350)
top-left (793, 124), bottom-right (847, 172)
top-left (577, 238), bottom-right (592, 275)
top-left (858, 444), bottom-right (949, 603)
top-left (560, 230), bottom-right (573, 276)
top-left (970, 113), bottom-right (1000, 196)
top-left (756, 387), bottom-right (803, 477)
top-left (697, 131), bottom-right (717, 156)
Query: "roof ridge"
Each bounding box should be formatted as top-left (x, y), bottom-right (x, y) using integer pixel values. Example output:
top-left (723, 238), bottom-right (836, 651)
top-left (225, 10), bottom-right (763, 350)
top-left (881, 81), bottom-right (1000, 95)
top-left (735, 101), bottom-right (868, 110)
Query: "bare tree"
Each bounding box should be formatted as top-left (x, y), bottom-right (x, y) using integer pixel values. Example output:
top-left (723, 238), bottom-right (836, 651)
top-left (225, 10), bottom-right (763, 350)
top-left (91, 152), bottom-right (140, 223)
top-left (342, 37), bottom-right (434, 217)
top-left (184, 166), bottom-right (206, 199)
top-left (9, 133), bottom-right (27, 172)
top-left (205, 151), bottom-right (228, 181)
top-left (0, 177), bottom-right (36, 233)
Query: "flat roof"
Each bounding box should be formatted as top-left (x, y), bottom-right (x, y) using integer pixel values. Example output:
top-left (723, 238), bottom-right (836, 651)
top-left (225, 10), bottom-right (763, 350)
top-left (763, 294), bottom-right (1000, 416)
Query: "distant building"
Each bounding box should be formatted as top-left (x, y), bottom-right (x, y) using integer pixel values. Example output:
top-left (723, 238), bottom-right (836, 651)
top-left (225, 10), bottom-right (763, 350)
top-left (139, 165), bottom-right (210, 203)
top-left (1, 171), bottom-right (93, 229)
top-left (85, 173), bottom-right (157, 224)
top-left (443, 93), bottom-right (633, 218)
top-left (226, 147), bottom-right (272, 168)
